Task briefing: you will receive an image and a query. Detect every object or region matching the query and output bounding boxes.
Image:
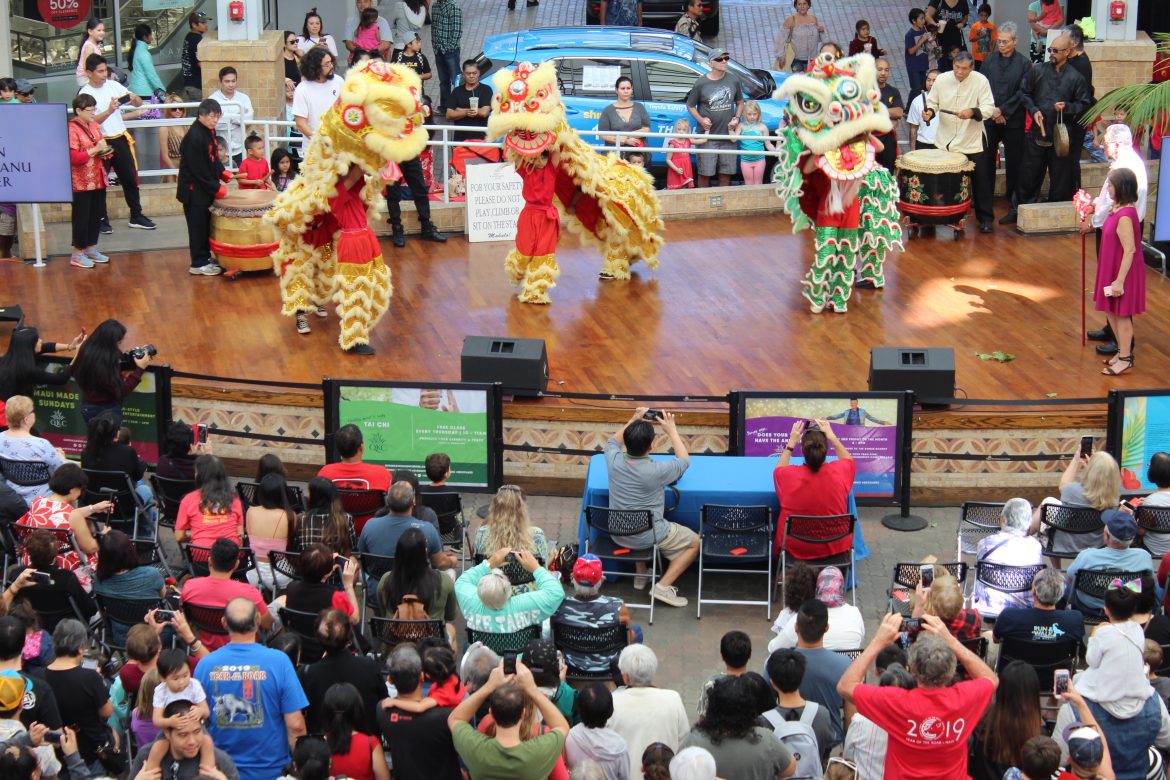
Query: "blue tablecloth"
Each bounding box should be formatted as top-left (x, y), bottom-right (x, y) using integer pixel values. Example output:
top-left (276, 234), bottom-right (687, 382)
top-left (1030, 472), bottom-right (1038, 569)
top-left (577, 454), bottom-right (869, 562)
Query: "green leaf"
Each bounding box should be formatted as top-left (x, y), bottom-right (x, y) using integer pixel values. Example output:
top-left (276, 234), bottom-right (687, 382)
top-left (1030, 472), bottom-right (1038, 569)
top-left (1046, 392), bottom-right (1058, 397)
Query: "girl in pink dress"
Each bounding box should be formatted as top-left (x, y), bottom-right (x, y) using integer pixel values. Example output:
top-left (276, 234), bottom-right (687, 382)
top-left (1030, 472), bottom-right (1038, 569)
top-left (1095, 168), bottom-right (1144, 377)
top-left (667, 118), bottom-right (701, 190)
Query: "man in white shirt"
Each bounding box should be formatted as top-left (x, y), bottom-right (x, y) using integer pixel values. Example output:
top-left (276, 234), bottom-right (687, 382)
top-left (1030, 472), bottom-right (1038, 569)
top-left (78, 54), bottom-right (157, 231)
top-left (207, 66), bottom-right (254, 167)
top-left (344, 0), bottom-right (393, 62)
top-left (906, 69), bottom-right (940, 150)
top-left (922, 51), bottom-right (996, 233)
top-left (607, 645), bottom-right (690, 779)
top-left (292, 48), bottom-right (345, 153)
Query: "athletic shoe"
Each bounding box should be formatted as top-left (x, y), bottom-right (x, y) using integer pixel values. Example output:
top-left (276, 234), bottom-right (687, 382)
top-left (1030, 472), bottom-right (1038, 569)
top-left (632, 574), bottom-right (649, 590)
top-left (99, 218), bottom-right (113, 235)
top-left (346, 343), bottom-right (376, 355)
top-left (315, 305), bottom-right (328, 318)
top-left (70, 253), bottom-right (95, 269)
top-left (296, 313), bottom-right (311, 334)
top-left (84, 248), bottom-right (110, 264)
top-left (128, 215), bottom-right (157, 230)
top-left (652, 583), bottom-right (687, 607)
top-left (598, 272), bottom-right (615, 281)
top-left (188, 263), bottom-right (223, 276)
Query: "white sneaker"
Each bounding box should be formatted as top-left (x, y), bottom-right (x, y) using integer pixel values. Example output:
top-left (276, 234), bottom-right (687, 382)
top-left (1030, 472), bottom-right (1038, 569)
top-left (652, 583), bottom-right (687, 607)
top-left (296, 313), bottom-right (311, 334)
top-left (315, 305), bottom-right (328, 318)
top-left (632, 574), bottom-right (649, 590)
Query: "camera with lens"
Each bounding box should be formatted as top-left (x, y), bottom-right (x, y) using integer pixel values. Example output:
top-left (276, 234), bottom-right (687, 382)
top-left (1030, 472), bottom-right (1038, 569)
top-left (120, 344), bottom-right (157, 369)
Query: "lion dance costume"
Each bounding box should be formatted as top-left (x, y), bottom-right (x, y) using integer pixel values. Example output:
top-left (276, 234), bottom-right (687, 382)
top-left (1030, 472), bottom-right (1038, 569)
top-left (772, 53), bottom-right (902, 314)
top-left (485, 62), bottom-right (664, 304)
top-left (266, 61), bottom-right (428, 352)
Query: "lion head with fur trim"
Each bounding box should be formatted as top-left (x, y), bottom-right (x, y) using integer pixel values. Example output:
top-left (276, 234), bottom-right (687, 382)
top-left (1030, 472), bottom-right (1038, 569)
top-left (776, 52), bottom-right (891, 155)
top-left (318, 60), bottom-right (428, 180)
top-left (486, 61), bottom-right (563, 157)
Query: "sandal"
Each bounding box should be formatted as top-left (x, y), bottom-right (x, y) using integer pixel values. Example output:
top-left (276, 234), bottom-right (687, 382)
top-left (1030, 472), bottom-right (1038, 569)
top-left (1102, 355), bottom-right (1134, 376)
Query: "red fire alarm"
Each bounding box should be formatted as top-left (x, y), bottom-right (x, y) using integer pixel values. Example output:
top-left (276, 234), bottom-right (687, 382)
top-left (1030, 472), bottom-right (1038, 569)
top-left (229, 0), bottom-right (244, 22)
top-left (1110, 0), bottom-right (1126, 23)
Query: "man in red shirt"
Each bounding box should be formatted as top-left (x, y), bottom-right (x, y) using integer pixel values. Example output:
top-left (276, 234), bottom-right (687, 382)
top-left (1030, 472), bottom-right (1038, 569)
top-left (318, 424), bottom-right (391, 492)
top-left (181, 538), bottom-right (273, 649)
top-left (773, 418), bottom-right (855, 557)
top-left (838, 613), bottom-right (998, 780)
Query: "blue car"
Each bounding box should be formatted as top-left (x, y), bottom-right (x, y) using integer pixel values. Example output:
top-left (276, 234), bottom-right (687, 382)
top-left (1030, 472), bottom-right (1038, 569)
top-left (469, 27), bottom-right (789, 167)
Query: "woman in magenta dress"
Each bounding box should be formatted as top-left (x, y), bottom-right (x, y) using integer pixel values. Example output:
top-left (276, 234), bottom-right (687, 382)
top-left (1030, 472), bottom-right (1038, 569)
top-left (1095, 167), bottom-right (1143, 377)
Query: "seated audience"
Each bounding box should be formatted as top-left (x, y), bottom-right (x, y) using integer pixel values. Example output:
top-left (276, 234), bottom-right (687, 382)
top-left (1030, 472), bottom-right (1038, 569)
top-left (155, 420), bottom-right (204, 481)
top-left (7, 602), bottom-right (50, 671)
top-left (566, 683), bottom-right (629, 780)
top-left (695, 630), bottom-right (751, 717)
top-left (1030, 448), bottom-right (1120, 554)
top-left (608, 645), bottom-right (690, 778)
top-left (993, 566), bottom-right (1085, 644)
top-left (1133, 571), bottom-right (1170, 646)
top-left (769, 566), bottom-right (864, 652)
top-left (424, 452), bottom-right (452, 488)
top-left (909, 569), bottom-right (982, 642)
top-left (605, 407), bottom-right (695, 608)
top-left (128, 699), bottom-right (239, 778)
top-left (764, 648), bottom-right (833, 765)
top-left (789, 599), bottom-right (853, 751)
top-left (175, 454), bottom-right (244, 547)
top-left (680, 675), bottom-right (795, 779)
top-left (273, 542), bottom-right (360, 625)
top-left (0, 396), bottom-right (66, 503)
top-left (279, 735), bottom-right (332, 780)
top-left (473, 484), bottom-right (550, 571)
top-left (1137, 452), bottom-right (1170, 557)
top-left (93, 529), bottom-right (165, 644)
top-left (378, 645), bottom-right (462, 780)
top-left (772, 419), bottom-right (854, 559)
top-left (293, 477), bottom-right (357, 555)
top-left (391, 469), bottom-right (440, 529)
top-left (972, 497), bottom-right (1044, 617)
top-left (321, 682), bottom-right (390, 780)
top-left (841, 649), bottom-right (915, 778)
top-left (244, 472), bottom-right (294, 592)
top-left (838, 613), bottom-right (997, 780)
top-left (255, 452), bottom-right (288, 482)
top-left (302, 608), bottom-right (385, 735)
top-left (447, 659), bottom-right (569, 778)
top-left (79, 411), bottom-right (153, 527)
top-left (455, 547), bottom-right (563, 636)
top-left (969, 661), bottom-right (1044, 780)
top-left (17, 462), bottom-right (108, 591)
top-left (1067, 510), bottom-right (1154, 614)
top-left (769, 562), bottom-right (817, 641)
top-left (377, 527), bottom-right (460, 647)
top-left (524, 638), bottom-right (577, 725)
top-left (44, 619), bottom-right (114, 773)
top-left (359, 482), bottom-right (453, 584)
top-left (119, 623), bottom-right (163, 700)
top-left (12, 528), bottom-right (97, 622)
top-left (552, 553), bottom-right (637, 675)
top-left (317, 424), bottom-right (391, 492)
top-left (181, 537), bottom-right (274, 648)
top-left (1144, 640), bottom-right (1170, 706)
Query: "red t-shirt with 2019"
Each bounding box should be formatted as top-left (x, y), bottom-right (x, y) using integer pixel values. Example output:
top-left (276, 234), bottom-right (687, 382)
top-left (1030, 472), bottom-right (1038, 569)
top-left (773, 459), bottom-right (856, 557)
top-left (853, 678), bottom-right (995, 780)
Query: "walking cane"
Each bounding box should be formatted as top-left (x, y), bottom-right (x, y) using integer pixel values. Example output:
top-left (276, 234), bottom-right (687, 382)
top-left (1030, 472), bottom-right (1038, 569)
top-left (1081, 232), bottom-right (1086, 347)
top-left (1072, 189), bottom-right (1095, 349)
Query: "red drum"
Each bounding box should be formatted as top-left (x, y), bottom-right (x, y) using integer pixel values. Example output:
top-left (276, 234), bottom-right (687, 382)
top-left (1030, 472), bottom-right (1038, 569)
top-left (895, 149), bottom-right (975, 227)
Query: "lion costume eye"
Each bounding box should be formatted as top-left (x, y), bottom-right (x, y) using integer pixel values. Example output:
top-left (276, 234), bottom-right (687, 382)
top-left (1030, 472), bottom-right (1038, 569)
top-left (796, 94), bottom-right (822, 115)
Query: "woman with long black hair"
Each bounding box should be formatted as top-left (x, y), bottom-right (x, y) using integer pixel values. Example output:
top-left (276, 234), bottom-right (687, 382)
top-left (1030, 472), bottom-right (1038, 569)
top-left (377, 526), bottom-right (459, 645)
top-left (290, 477), bottom-right (355, 555)
top-left (175, 454), bottom-right (244, 547)
top-left (72, 319), bottom-right (153, 425)
top-left (80, 411), bottom-right (154, 523)
top-left (968, 661), bottom-right (1043, 780)
top-left (0, 326), bottom-right (84, 424)
top-left (323, 682), bottom-right (390, 780)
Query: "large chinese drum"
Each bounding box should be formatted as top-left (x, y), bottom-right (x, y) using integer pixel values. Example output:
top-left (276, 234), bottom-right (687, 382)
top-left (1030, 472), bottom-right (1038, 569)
top-left (895, 149), bottom-right (974, 227)
top-left (210, 189), bottom-right (279, 272)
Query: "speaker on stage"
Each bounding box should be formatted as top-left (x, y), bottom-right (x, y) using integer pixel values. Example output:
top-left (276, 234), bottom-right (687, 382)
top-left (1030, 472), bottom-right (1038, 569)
top-left (461, 336), bottom-right (548, 397)
top-left (868, 347), bottom-right (955, 403)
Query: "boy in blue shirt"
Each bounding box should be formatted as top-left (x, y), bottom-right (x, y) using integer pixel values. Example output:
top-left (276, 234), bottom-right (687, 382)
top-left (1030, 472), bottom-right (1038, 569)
top-left (905, 9), bottom-right (932, 100)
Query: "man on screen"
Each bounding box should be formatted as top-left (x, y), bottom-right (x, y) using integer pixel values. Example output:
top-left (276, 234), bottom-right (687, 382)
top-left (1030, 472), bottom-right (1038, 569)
top-left (826, 399), bottom-right (889, 427)
top-left (390, 388), bottom-right (487, 413)
top-left (318, 423), bottom-right (391, 491)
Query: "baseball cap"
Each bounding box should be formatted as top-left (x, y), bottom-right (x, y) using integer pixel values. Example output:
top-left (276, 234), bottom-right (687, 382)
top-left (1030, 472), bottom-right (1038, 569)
top-left (1104, 508), bottom-right (1137, 541)
top-left (572, 554), bottom-right (604, 587)
top-left (0, 673), bottom-right (26, 713)
top-left (522, 638), bottom-right (560, 687)
top-left (1062, 724), bottom-right (1104, 768)
top-left (190, 10), bottom-right (212, 24)
top-left (14, 80), bottom-right (34, 95)
top-left (708, 48), bottom-right (729, 61)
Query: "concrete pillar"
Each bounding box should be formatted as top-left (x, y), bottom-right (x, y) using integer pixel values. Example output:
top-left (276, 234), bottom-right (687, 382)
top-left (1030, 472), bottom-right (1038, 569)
top-left (199, 30), bottom-right (285, 128)
top-left (1084, 30), bottom-right (1156, 100)
top-left (0, 10), bottom-right (12, 78)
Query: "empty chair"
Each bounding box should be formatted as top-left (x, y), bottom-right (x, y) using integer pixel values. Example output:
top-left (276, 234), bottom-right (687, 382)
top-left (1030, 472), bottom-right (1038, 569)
top-left (696, 504), bottom-right (773, 619)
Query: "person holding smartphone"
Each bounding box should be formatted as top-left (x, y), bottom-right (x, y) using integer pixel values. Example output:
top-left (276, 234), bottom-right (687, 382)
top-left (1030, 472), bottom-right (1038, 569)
top-left (773, 418), bottom-right (854, 560)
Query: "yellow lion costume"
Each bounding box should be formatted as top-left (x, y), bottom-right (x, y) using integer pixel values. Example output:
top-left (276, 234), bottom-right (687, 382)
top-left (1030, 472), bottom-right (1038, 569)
top-left (266, 61), bottom-right (428, 353)
top-left (485, 61), bottom-right (664, 304)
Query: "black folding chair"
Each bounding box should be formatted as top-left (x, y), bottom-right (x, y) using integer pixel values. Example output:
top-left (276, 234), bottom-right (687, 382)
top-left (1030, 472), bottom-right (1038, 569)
top-left (780, 514), bottom-right (858, 605)
top-left (277, 606), bottom-right (326, 663)
top-left (356, 552), bottom-right (395, 623)
top-left (182, 602), bottom-right (228, 640)
top-left (1040, 504), bottom-right (1105, 561)
top-left (368, 615), bottom-right (446, 659)
top-left (16, 584), bottom-right (89, 633)
top-left (149, 474), bottom-right (196, 531)
top-left (472, 552), bottom-right (543, 590)
top-left (832, 648), bottom-right (863, 662)
top-left (81, 468), bottom-right (154, 539)
top-left (337, 489), bottom-right (386, 536)
top-left (973, 561), bottom-right (1046, 615)
top-left (696, 504), bottom-right (773, 619)
top-left (887, 561), bottom-right (968, 616)
top-left (181, 542), bottom-right (257, 582)
top-left (996, 636), bottom-right (1080, 690)
top-left (0, 457), bottom-right (51, 491)
top-left (134, 536), bottom-right (177, 581)
top-left (551, 620), bottom-right (628, 682)
top-left (584, 506), bottom-right (659, 624)
top-left (1137, 506), bottom-right (1170, 555)
top-left (419, 491), bottom-right (467, 570)
top-left (467, 624), bottom-right (541, 655)
top-left (957, 501), bottom-right (1005, 561)
top-left (266, 549), bottom-right (304, 595)
top-left (1070, 567), bottom-right (1148, 622)
top-left (95, 594), bottom-right (164, 653)
top-left (235, 480), bottom-right (306, 513)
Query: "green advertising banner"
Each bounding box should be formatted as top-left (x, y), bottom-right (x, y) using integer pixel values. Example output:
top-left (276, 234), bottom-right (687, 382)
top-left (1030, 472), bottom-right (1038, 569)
top-left (32, 361), bottom-right (168, 465)
top-left (336, 386), bottom-right (491, 487)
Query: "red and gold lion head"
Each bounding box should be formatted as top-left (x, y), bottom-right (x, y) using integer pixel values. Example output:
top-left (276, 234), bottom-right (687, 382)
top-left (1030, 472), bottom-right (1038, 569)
top-left (486, 61), bottom-right (562, 157)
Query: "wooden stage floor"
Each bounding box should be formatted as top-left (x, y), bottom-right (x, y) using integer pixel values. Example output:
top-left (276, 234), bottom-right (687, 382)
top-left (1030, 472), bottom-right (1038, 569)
top-left (3, 214), bottom-right (1166, 402)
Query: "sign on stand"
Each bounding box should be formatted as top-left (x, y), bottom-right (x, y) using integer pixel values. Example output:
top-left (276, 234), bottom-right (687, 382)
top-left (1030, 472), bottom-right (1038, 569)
top-left (464, 162), bottom-right (525, 243)
top-left (0, 104), bottom-right (73, 267)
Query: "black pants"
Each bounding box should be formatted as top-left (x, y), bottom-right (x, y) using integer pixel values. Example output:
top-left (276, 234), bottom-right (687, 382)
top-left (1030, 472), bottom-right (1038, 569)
top-left (1018, 134), bottom-right (1079, 204)
top-left (983, 121), bottom-right (1024, 209)
top-left (384, 157), bottom-right (431, 226)
top-left (183, 200), bottom-right (213, 268)
top-left (967, 142), bottom-right (994, 225)
top-left (875, 132), bottom-right (898, 172)
top-left (100, 135), bottom-right (143, 219)
top-left (71, 189), bottom-right (105, 250)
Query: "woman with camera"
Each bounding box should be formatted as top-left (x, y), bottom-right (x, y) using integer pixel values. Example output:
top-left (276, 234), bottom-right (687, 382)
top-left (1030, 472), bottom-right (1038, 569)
top-left (72, 319), bottom-right (153, 425)
top-left (20, 462), bottom-right (112, 592)
top-left (772, 418), bottom-right (854, 557)
top-left (68, 93), bottom-right (113, 270)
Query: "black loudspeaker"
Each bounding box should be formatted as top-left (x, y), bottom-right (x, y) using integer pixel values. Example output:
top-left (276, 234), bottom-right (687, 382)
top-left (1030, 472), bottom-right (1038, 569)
top-left (868, 347), bottom-right (955, 402)
top-left (460, 336), bottom-right (548, 397)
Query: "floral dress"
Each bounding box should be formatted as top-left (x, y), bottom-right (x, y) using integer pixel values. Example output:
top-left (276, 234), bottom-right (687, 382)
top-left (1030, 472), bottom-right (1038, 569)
top-left (21, 496), bottom-right (95, 591)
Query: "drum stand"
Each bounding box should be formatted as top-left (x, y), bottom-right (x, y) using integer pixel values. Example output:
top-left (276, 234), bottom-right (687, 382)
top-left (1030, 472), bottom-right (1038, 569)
top-left (902, 213), bottom-right (966, 239)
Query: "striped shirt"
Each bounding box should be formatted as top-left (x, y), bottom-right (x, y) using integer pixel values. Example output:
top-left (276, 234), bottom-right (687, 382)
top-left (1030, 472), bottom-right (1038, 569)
top-left (430, 0), bottom-right (463, 54)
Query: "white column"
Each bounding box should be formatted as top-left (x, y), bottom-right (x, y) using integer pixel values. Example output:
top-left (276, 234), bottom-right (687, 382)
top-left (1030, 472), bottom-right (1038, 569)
top-left (0, 8), bottom-right (14, 78)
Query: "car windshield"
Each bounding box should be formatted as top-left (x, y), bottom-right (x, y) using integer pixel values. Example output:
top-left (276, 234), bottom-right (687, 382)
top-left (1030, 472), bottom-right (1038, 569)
top-left (691, 42), bottom-right (769, 99)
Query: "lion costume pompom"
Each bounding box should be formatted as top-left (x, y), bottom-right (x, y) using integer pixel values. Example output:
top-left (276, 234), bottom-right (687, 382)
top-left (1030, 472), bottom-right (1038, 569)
top-left (485, 61), bottom-right (664, 304)
top-left (266, 60), bottom-right (428, 352)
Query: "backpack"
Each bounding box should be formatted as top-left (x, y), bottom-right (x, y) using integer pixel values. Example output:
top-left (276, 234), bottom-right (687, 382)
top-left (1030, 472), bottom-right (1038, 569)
top-left (394, 594), bottom-right (428, 621)
top-left (762, 703), bottom-right (823, 780)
